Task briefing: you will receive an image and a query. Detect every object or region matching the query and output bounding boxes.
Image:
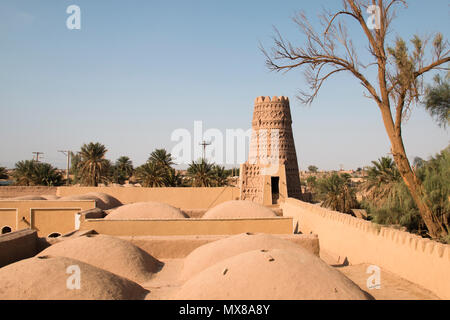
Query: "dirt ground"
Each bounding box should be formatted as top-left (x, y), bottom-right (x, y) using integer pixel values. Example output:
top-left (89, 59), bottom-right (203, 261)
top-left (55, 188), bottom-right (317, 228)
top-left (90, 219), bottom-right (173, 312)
top-left (319, 250), bottom-right (440, 300)
top-left (334, 263), bottom-right (439, 300)
top-left (141, 256), bottom-right (440, 300)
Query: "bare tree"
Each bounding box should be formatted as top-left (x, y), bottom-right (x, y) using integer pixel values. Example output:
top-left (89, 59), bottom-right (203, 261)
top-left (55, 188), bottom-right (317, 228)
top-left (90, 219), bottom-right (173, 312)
top-left (262, 0), bottom-right (449, 238)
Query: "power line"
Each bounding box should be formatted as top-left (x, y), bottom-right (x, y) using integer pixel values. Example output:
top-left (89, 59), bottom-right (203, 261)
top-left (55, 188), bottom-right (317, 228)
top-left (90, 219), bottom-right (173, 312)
top-left (32, 152), bottom-right (44, 162)
top-left (58, 150), bottom-right (71, 185)
top-left (199, 140), bottom-right (211, 161)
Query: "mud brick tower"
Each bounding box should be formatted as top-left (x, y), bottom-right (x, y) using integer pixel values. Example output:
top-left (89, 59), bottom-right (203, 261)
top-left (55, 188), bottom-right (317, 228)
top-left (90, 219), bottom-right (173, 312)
top-left (239, 96), bottom-right (302, 205)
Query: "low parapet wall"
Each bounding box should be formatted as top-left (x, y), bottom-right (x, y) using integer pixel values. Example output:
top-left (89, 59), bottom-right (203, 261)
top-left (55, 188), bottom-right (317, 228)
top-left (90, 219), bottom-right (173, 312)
top-left (118, 234), bottom-right (319, 259)
top-left (0, 229), bottom-right (38, 267)
top-left (281, 198), bottom-right (450, 299)
top-left (80, 217), bottom-right (293, 236)
top-left (57, 186), bottom-right (240, 209)
top-left (0, 186), bottom-right (57, 199)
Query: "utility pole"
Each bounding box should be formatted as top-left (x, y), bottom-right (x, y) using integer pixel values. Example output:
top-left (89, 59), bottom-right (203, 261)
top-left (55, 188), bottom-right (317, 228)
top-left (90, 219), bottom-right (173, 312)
top-left (58, 150), bottom-right (71, 185)
top-left (199, 140), bottom-right (211, 161)
top-left (32, 152), bottom-right (44, 162)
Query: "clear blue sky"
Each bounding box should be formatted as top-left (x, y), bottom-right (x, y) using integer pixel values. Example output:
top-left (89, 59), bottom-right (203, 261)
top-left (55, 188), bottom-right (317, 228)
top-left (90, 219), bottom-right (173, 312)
top-left (1, 0), bottom-right (449, 171)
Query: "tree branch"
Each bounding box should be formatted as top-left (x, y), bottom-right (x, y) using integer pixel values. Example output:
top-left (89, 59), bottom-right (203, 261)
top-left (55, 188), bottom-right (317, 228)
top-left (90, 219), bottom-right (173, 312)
top-left (415, 57), bottom-right (450, 77)
top-left (324, 11), bottom-right (359, 35)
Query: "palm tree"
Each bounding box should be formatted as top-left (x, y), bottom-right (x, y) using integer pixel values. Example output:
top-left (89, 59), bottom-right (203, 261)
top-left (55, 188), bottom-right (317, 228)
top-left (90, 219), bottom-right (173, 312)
top-left (365, 147), bottom-right (450, 239)
top-left (362, 157), bottom-right (401, 204)
top-left (0, 167), bottom-right (8, 179)
top-left (135, 162), bottom-right (166, 187)
top-left (165, 167), bottom-right (185, 187)
top-left (134, 149), bottom-right (182, 187)
top-left (149, 149), bottom-right (174, 169)
top-left (317, 173), bottom-right (359, 214)
top-left (33, 163), bottom-right (63, 186)
top-left (12, 160), bottom-right (63, 186)
top-left (187, 159), bottom-right (215, 187)
top-left (113, 156), bottom-right (134, 184)
top-left (212, 165), bottom-right (229, 187)
top-left (78, 142), bottom-right (110, 186)
top-left (12, 160), bottom-right (36, 186)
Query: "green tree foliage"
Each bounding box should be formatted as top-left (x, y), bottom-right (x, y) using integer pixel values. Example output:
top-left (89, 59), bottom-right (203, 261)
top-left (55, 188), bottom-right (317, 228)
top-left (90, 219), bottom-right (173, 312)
top-left (149, 149), bottom-right (175, 168)
top-left (33, 163), bottom-right (64, 186)
top-left (187, 159), bottom-right (215, 187)
top-left (316, 173), bottom-right (359, 214)
top-left (364, 182), bottom-right (422, 232)
top-left (165, 167), bottom-right (186, 187)
top-left (77, 142), bottom-right (110, 186)
top-left (423, 74), bottom-right (450, 128)
top-left (306, 176), bottom-right (317, 193)
top-left (417, 146), bottom-right (450, 236)
top-left (12, 160), bottom-right (63, 186)
top-left (12, 160), bottom-right (36, 186)
top-left (135, 149), bottom-right (184, 187)
top-left (308, 165), bottom-right (318, 173)
top-left (0, 167), bottom-right (8, 179)
top-left (112, 156), bottom-right (134, 184)
top-left (135, 162), bottom-right (167, 187)
top-left (363, 146), bottom-right (450, 242)
top-left (362, 157), bottom-right (401, 204)
top-left (186, 160), bottom-right (232, 187)
top-left (212, 165), bottom-right (229, 187)
top-left (136, 148), bottom-right (232, 187)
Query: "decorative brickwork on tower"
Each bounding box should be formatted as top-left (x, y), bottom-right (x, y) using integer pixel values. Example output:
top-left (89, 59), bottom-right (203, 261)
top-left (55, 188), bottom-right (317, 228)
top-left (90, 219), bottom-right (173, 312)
top-left (240, 96), bottom-right (302, 205)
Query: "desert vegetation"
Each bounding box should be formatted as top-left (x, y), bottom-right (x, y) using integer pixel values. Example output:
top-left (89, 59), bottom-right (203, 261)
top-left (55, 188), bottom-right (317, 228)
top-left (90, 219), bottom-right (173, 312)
top-left (314, 173), bottom-right (359, 214)
top-left (186, 159), bottom-right (230, 187)
top-left (362, 146), bottom-right (450, 243)
top-left (111, 156), bottom-right (134, 185)
top-left (12, 160), bottom-right (63, 186)
top-left (135, 149), bottom-right (178, 187)
top-left (8, 143), bottom-right (237, 188)
top-left (306, 145), bottom-right (449, 243)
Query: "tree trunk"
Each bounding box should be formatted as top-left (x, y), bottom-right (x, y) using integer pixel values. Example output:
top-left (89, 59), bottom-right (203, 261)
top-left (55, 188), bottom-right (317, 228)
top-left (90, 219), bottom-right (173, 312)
top-left (391, 137), bottom-right (446, 238)
top-left (379, 107), bottom-right (447, 239)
